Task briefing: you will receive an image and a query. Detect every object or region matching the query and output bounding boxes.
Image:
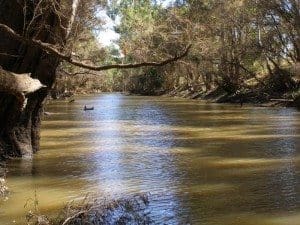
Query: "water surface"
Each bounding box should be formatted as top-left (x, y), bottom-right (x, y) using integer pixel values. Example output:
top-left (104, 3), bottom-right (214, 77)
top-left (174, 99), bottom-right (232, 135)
top-left (1, 93), bottom-right (300, 224)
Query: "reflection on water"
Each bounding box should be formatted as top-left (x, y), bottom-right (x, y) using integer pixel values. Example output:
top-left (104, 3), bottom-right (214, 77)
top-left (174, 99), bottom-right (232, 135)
top-left (1, 93), bottom-right (300, 225)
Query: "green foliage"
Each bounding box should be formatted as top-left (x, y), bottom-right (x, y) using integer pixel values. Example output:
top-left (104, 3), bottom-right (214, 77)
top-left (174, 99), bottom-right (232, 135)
top-left (112, 0), bottom-right (300, 96)
top-left (128, 68), bottom-right (165, 95)
top-left (55, 0), bottom-right (300, 97)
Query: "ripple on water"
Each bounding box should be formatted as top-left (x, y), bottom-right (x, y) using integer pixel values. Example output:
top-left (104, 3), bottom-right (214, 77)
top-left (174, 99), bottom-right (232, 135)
top-left (1, 94), bottom-right (300, 225)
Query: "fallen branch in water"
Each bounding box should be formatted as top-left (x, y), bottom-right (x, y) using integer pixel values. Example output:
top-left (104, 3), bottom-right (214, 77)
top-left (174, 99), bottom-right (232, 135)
top-left (61, 209), bottom-right (90, 225)
top-left (24, 193), bottom-right (150, 225)
top-left (0, 23), bottom-right (191, 71)
top-left (58, 194), bottom-right (150, 225)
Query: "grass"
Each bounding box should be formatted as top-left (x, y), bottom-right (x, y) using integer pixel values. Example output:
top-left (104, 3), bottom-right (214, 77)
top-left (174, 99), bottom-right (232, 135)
top-left (25, 193), bottom-right (151, 225)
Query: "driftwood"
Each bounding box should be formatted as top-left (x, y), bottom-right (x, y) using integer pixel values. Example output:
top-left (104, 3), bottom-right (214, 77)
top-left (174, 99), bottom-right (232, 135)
top-left (270, 98), bottom-right (294, 102)
top-left (0, 67), bottom-right (46, 110)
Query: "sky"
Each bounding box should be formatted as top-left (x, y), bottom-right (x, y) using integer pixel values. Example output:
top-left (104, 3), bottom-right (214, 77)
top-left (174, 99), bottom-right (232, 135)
top-left (97, 0), bottom-right (175, 47)
top-left (97, 10), bottom-right (121, 47)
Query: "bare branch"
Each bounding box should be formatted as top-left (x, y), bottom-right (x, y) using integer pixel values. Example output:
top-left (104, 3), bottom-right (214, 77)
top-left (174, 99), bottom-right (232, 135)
top-left (58, 68), bottom-right (100, 76)
top-left (0, 23), bottom-right (191, 71)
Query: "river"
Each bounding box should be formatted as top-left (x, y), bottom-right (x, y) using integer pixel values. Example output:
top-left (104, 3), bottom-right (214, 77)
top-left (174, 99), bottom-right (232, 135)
top-left (1, 93), bottom-right (300, 224)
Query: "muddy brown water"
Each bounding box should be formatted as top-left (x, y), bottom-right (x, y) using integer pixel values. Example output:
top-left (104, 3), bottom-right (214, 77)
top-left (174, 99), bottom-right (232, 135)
top-left (1, 93), bottom-right (300, 224)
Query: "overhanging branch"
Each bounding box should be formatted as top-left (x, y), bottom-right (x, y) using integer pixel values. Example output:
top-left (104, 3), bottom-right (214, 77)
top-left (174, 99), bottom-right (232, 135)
top-left (0, 23), bottom-right (191, 71)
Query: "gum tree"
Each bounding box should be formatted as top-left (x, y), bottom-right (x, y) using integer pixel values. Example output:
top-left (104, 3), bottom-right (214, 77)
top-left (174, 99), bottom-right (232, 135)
top-left (0, 0), bottom-right (190, 158)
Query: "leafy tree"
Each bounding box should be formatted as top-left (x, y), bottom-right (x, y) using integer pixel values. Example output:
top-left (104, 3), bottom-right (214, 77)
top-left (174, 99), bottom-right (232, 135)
top-left (0, 0), bottom-right (189, 158)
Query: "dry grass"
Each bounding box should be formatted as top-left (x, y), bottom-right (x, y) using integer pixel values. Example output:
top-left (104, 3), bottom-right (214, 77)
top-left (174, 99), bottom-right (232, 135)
top-left (26, 193), bottom-right (151, 225)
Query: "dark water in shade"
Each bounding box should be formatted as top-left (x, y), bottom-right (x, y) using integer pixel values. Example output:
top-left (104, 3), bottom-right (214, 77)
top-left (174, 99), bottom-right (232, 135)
top-left (1, 93), bottom-right (300, 225)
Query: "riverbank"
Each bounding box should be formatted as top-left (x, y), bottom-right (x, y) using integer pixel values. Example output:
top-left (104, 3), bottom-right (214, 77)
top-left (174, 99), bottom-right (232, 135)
top-left (163, 86), bottom-right (300, 108)
top-left (51, 70), bottom-right (300, 108)
top-left (60, 89), bottom-right (300, 108)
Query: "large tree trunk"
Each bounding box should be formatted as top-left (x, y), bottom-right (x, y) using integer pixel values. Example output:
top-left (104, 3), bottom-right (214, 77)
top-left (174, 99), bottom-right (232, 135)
top-left (0, 0), bottom-right (72, 157)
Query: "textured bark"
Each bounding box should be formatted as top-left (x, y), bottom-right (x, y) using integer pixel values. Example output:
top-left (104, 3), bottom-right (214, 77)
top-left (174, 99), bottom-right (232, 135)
top-left (0, 0), bottom-right (188, 158)
top-left (0, 0), bottom-right (70, 157)
top-left (0, 69), bottom-right (41, 94)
